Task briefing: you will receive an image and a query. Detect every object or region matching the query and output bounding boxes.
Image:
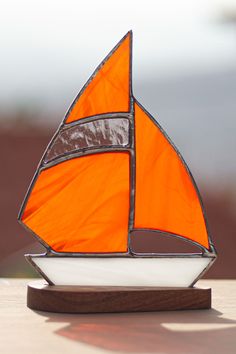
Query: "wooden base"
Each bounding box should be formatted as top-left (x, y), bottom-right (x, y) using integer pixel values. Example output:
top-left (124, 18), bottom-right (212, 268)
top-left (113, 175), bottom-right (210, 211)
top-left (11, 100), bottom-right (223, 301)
top-left (27, 281), bottom-right (211, 313)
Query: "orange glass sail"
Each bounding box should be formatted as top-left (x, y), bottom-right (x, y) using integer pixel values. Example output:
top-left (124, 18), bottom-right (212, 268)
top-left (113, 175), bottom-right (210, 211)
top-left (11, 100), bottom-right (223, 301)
top-left (21, 152), bottom-right (130, 253)
top-left (18, 32), bottom-right (214, 257)
top-left (65, 32), bottom-right (131, 123)
top-left (134, 101), bottom-right (210, 250)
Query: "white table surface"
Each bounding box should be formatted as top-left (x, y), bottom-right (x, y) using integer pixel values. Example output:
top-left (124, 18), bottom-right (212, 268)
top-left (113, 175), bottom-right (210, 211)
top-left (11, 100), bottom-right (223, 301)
top-left (0, 279), bottom-right (236, 354)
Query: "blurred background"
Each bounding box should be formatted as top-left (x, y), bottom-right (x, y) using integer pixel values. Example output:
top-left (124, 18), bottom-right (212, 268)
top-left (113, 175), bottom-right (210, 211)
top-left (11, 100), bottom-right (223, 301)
top-left (1, 0), bottom-right (236, 278)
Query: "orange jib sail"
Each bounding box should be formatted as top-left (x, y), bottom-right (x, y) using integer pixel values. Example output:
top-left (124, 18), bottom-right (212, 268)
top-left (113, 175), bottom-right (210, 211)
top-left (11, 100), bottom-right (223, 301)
top-left (134, 101), bottom-right (209, 250)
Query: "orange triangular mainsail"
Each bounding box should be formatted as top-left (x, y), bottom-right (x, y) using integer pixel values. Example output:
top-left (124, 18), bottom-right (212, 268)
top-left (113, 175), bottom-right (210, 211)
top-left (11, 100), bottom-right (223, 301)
top-left (65, 32), bottom-right (131, 123)
top-left (134, 101), bottom-right (210, 250)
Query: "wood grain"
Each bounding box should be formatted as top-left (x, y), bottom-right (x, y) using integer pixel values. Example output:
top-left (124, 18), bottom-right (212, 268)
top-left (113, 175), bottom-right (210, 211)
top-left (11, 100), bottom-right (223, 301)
top-left (27, 280), bottom-right (211, 313)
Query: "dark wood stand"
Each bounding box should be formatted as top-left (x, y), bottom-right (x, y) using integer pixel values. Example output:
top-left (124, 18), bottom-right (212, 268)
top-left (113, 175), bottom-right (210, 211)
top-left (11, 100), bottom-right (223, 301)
top-left (27, 281), bottom-right (211, 313)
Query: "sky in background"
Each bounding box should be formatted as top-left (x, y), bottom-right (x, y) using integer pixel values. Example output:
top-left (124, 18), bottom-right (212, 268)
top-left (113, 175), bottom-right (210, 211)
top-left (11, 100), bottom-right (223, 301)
top-left (0, 0), bottom-right (236, 184)
top-left (0, 0), bottom-right (235, 109)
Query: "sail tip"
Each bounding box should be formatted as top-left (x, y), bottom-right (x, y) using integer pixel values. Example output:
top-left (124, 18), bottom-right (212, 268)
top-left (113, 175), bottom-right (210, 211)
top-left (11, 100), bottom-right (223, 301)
top-left (123, 30), bottom-right (132, 40)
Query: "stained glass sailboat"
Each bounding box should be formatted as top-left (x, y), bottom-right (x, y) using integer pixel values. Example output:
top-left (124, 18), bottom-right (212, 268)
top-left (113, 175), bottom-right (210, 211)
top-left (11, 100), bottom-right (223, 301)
top-left (18, 31), bottom-right (216, 287)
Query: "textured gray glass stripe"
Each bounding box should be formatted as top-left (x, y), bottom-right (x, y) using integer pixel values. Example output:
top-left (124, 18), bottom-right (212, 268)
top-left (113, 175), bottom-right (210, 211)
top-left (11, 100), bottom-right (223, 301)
top-left (44, 118), bottom-right (130, 163)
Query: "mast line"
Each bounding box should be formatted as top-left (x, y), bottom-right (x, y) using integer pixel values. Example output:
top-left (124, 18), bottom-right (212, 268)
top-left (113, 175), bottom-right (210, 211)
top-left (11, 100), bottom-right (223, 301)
top-left (127, 31), bottom-right (136, 254)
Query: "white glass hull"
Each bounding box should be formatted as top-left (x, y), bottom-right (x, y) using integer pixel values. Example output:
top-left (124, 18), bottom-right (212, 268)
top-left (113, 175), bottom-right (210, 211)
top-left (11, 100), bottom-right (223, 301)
top-left (27, 255), bottom-right (215, 287)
